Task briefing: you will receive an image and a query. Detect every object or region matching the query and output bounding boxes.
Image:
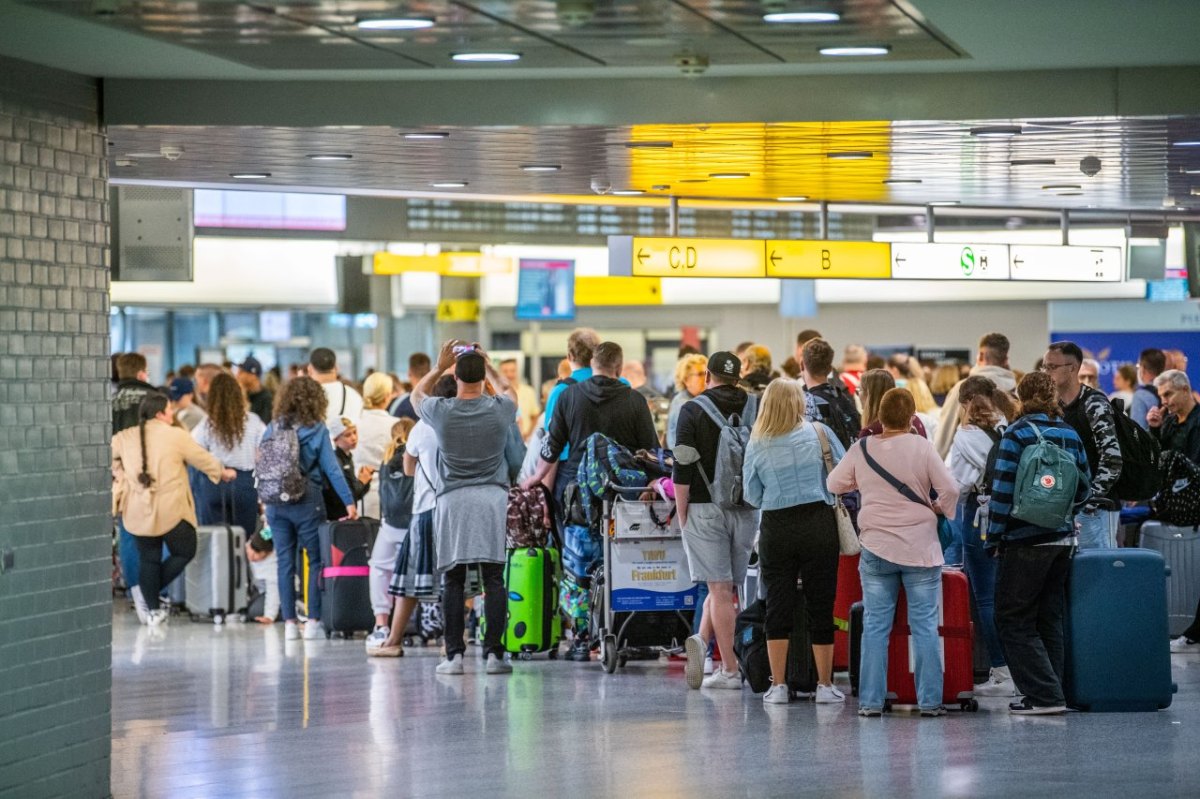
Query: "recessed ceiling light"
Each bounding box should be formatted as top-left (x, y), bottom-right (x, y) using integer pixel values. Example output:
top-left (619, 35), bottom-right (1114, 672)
top-left (306, 153), bottom-right (353, 161)
top-left (883, 178), bottom-right (922, 185)
top-left (927, 200), bottom-right (961, 206)
top-left (624, 140), bottom-right (674, 149)
top-left (430, 181), bottom-right (468, 188)
top-left (520, 164), bottom-right (562, 172)
top-left (1042, 183), bottom-right (1082, 191)
top-left (709, 172), bottom-right (750, 179)
top-left (404, 131), bottom-right (449, 140)
top-left (1172, 140), bottom-right (1200, 147)
top-left (828, 151), bottom-right (873, 160)
top-left (452, 52), bottom-right (521, 62)
top-left (777, 196), bottom-right (808, 202)
top-left (230, 172), bottom-right (270, 179)
top-left (114, 158), bottom-right (136, 168)
top-left (1010, 158), bottom-right (1056, 166)
top-left (356, 16), bottom-right (435, 30)
top-left (611, 189), bottom-right (645, 196)
top-left (1184, 168), bottom-right (1200, 175)
top-left (970, 125), bottom-right (1023, 137)
top-left (819, 45), bottom-right (890, 57)
top-left (763, 11), bottom-right (841, 23)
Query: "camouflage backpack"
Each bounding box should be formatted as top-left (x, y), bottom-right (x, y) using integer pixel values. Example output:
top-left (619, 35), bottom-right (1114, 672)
top-left (505, 484), bottom-right (554, 549)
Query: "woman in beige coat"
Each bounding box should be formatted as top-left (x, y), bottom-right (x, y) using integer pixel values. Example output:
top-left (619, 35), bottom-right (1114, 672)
top-left (112, 392), bottom-right (233, 625)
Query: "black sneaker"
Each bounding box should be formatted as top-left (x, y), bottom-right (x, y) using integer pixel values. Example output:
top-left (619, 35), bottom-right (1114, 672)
top-left (565, 640), bottom-right (591, 662)
top-left (1009, 698), bottom-right (1066, 715)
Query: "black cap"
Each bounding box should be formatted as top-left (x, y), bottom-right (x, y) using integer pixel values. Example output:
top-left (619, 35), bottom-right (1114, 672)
top-left (239, 356), bottom-right (263, 378)
top-left (455, 352), bottom-right (486, 383)
top-left (707, 351), bottom-right (741, 380)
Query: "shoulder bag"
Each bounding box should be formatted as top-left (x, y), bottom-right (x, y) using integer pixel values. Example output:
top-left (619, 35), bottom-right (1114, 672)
top-left (859, 438), bottom-right (955, 553)
top-left (814, 424), bottom-right (860, 556)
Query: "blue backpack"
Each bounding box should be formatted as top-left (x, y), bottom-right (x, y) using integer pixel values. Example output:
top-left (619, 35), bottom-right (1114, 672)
top-left (574, 433), bottom-right (647, 527)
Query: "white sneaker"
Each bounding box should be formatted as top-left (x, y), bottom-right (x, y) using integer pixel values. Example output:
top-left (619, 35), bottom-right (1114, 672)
top-left (284, 621), bottom-right (301, 641)
top-left (146, 609), bottom-right (169, 627)
top-left (975, 666), bottom-right (1018, 696)
top-left (365, 626), bottom-right (390, 651)
top-left (815, 683), bottom-right (847, 704)
top-left (703, 656), bottom-right (714, 676)
top-left (684, 634), bottom-right (706, 690)
top-left (130, 586), bottom-right (150, 625)
top-left (486, 652), bottom-right (513, 674)
top-left (701, 668), bottom-right (743, 690)
top-left (303, 620), bottom-right (323, 640)
top-left (1170, 636), bottom-right (1200, 653)
top-left (763, 684), bottom-right (790, 705)
top-left (436, 654), bottom-right (465, 675)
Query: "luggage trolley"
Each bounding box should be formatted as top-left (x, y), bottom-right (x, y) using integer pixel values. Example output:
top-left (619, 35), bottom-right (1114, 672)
top-left (595, 493), bottom-right (698, 673)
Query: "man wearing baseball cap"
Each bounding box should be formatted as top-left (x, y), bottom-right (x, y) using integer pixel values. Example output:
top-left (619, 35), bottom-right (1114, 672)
top-left (673, 351), bottom-right (759, 691)
top-left (238, 356), bottom-right (274, 423)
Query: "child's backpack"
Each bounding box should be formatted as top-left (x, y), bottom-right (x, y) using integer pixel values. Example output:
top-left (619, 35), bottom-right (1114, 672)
top-left (691, 393), bottom-right (759, 510)
top-left (256, 420), bottom-right (307, 505)
top-left (1010, 423), bottom-right (1081, 530)
top-left (506, 484), bottom-right (553, 549)
top-left (1153, 450), bottom-right (1200, 528)
top-left (575, 433), bottom-right (647, 526)
top-left (379, 447), bottom-right (414, 530)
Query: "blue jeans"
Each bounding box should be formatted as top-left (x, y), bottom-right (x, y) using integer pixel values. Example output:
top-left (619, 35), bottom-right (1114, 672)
top-left (858, 548), bottom-right (943, 711)
top-left (961, 496), bottom-right (1005, 668)
top-left (196, 470), bottom-right (260, 540)
top-left (266, 496), bottom-right (325, 622)
top-left (1076, 509), bottom-right (1117, 550)
top-left (942, 509), bottom-right (964, 567)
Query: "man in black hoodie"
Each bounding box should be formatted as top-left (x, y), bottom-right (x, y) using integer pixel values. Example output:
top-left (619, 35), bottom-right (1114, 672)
top-left (526, 341), bottom-right (659, 506)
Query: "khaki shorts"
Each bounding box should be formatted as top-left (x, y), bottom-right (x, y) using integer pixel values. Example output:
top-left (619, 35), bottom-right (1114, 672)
top-left (682, 503), bottom-right (758, 584)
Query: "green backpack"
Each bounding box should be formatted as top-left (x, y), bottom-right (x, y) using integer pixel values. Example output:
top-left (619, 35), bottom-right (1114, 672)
top-left (1010, 423), bottom-right (1080, 530)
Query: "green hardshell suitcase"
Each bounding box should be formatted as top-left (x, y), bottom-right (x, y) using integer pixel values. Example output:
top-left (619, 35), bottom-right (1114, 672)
top-left (503, 546), bottom-right (563, 658)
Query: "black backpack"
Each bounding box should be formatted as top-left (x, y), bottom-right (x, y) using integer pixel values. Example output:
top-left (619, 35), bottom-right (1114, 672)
top-left (978, 426), bottom-right (1005, 495)
top-left (1109, 398), bottom-right (1162, 502)
top-left (807, 382), bottom-right (860, 449)
top-left (1153, 450), bottom-right (1200, 528)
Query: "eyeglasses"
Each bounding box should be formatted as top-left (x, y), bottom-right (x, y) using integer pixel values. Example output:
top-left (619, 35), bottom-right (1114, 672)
top-left (1040, 362), bottom-right (1076, 373)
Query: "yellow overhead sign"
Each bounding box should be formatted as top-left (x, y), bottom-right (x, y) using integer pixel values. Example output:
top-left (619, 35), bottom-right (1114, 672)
top-left (765, 240), bottom-right (892, 279)
top-left (629, 237), bottom-right (766, 278)
top-left (575, 276), bottom-right (663, 306)
top-left (373, 252), bottom-right (512, 277)
top-left (436, 300), bottom-right (480, 322)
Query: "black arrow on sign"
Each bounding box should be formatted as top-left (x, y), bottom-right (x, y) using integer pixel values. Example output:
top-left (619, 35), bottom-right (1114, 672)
top-left (894, 255), bottom-right (906, 266)
top-left (769, 250), bottom-right (782, 267)
top-left (1013, 257), bottom-right (1024, 268)
top-left (637, 248), bottom-right (649, 265)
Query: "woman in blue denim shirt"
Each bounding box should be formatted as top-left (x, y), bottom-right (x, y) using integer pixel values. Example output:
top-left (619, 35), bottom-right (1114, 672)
top-left (743, 379), bottom-right (846, 706)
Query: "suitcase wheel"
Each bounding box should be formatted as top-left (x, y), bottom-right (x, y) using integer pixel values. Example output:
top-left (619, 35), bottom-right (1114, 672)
top-left (961, 699), bottom-right (979, 712)
top-left (519, 652), bottom-right (533, 661)
top-left (548, 646), bottom-right (560, 660)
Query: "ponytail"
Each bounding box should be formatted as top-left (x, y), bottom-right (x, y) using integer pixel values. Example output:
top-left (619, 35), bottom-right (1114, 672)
top-left (136, 392), bottom-right (170, 489)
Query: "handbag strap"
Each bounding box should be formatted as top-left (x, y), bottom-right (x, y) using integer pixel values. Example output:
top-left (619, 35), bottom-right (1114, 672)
top-left (814, 423), bottom-right (836, 476)
top-left (859, 438), bottom-right (934, 512)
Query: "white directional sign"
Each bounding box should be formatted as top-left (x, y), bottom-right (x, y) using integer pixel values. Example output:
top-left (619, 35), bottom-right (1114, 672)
top-left (1009, 245), bottom-right (1123, 282)
top-left (890, 243), bottom-right (1011, 280)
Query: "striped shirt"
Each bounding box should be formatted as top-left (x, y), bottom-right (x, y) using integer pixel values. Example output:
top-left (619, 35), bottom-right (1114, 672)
top-left (986, 413), bottom-right (1091, 547)
top-left (192, 412), bottom-right (267, 471)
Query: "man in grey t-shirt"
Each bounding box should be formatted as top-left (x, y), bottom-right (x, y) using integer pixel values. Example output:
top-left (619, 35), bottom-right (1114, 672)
top-left (413, 340), bottom-right (518, 675)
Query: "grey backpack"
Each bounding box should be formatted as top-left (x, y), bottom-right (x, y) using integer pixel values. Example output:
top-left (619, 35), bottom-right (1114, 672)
top-left (691, 394), bottom-right (759, 510)
top-left (256, 420), bottom-right (308, 505)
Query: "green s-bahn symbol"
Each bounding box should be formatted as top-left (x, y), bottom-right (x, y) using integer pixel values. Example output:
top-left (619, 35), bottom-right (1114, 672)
top-left (961, 246), bottom-right (975, 277)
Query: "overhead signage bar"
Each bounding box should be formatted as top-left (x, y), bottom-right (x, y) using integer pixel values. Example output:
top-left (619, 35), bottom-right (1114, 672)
top-left (575, 276), bottom-right (663, 306)
top-left (373, 252), bottom-right (512, 277)
top-left (609, 236), bottom-right (1124, 283)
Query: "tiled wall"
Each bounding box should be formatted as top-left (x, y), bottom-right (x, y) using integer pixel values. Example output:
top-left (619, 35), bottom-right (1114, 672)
top-left (0, 56), bottom-right (112, 797)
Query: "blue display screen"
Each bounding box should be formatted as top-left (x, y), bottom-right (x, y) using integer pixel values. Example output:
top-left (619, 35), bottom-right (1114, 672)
top-left (515, 258), bottom-right (576, 321)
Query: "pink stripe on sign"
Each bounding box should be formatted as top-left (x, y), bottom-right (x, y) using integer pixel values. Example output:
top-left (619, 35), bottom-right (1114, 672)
top-left (323, 566), bottom-right (369, 578)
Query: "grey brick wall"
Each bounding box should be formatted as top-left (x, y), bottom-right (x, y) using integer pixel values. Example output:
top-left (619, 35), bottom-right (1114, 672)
top-left (0, 56), bottom-right (112, 798)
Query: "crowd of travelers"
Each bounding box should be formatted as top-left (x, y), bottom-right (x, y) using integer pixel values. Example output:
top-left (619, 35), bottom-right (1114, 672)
top-left (110, 325), bottom-right (1200, 716)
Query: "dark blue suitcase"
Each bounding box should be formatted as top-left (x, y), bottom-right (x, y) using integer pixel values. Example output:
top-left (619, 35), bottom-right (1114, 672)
top-left (1065, 549), bottom-right (1176, 712)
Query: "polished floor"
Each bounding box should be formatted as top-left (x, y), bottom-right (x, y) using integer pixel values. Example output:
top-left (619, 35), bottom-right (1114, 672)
top-left (111, 602), bottom-right (1200, 799)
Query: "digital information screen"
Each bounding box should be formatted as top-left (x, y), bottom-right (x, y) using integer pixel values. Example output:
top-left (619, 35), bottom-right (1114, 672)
top-left (515, 258), bottom-right (576, 321)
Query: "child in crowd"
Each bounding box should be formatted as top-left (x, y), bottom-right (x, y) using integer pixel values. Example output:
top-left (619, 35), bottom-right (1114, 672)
top-left (244, 528), bottom-right (280, 624)
top-left (323, 416), bottom-right (372, 521)
top-left (365, 419), bottom-right (416, 650)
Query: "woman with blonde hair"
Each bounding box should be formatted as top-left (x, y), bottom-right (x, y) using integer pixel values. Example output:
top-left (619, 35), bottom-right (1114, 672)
top-left (742, 379), bottom-right (847, 705)
top-left (192, 372), bottom-right (266, 539)
top-left (904, 377), bottom-right (941, 442)
top-left (741, 344), bottom-right (773, 394)
top-left (930, 364), bottom-right (961, 406)
top-left (365, 417), bottom-right (417, 652)
top-left (667, 353), bottom-right (709, 449)
top-left (354, 371), bottom-right (400, 518)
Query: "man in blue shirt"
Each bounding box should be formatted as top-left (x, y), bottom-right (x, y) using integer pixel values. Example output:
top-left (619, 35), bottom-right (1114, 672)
top-left (541, 327), bottom-right (601, 470)
top-left (1131, 348), bottom-right (1165, 431)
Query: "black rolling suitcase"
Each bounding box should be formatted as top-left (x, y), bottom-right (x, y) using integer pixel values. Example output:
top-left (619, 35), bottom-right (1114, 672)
top-left (735, 583), bottom-right (817, 697)
top-left (318, 518), bottom-right (379, 638)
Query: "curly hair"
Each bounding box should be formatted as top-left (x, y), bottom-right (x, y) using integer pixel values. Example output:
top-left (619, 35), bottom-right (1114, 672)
top-left (273, 376), bottom-right (328, 427)
top-left (958, 375), bottom-right (1017, 428)
top-left (206, 372), bottom-right (248, 451)
top-left (1017, 371), bottom-right (1060, 418)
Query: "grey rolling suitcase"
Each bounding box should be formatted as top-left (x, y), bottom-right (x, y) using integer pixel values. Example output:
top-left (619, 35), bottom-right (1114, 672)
top-left (1140, 521), bottom-right (1200, 636)
top-left (185, 524), bottom-right (248, 624)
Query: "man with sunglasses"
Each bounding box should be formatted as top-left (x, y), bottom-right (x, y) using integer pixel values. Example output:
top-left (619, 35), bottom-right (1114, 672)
top-left (1042, 341), bottom-right (1123, 549)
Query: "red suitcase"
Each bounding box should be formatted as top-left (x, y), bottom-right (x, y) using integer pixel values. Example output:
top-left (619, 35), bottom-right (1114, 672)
top-left (832, 554), bottom-right (862, 670)
top-left (886, 568), bottom-right (978, 712)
